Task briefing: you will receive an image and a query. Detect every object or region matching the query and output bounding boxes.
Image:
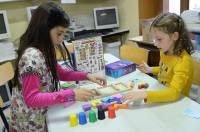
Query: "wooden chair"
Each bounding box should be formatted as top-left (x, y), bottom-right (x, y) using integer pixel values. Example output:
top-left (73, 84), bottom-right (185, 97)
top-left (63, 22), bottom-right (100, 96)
top-left (120, 44), bottom-right (149, 64)
top-left (193, 61), bottom-right (200, 85)
top-left (55, 43), bottom-right (74, 60)
top-left (0, 62), bottom-right (14, 131)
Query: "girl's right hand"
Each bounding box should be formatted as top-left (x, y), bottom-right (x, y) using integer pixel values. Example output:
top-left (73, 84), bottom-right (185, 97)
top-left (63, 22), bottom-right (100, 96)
top-left (73, 89), bottom-right (96, 102)
top-left (137, 61), bottom-right (152, 74)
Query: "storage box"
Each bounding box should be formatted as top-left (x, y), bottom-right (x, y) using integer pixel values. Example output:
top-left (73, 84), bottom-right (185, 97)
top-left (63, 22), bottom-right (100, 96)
top-left (103, 41), bottom-right (121, 58)
top-left (140, 18), bottom-right (154, 42)
top-left (105, 60), bottom-right (136, 78)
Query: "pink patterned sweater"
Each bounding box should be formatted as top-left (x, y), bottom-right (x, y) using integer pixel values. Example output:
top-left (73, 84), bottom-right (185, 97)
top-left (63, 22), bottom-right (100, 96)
top-left (22, 64), bottom-right (87, 108)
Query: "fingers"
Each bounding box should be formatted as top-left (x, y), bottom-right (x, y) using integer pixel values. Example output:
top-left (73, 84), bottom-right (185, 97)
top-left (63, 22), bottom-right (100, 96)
top-left (83, 89), bottom-right (95, 97)
top-left (75, 89), bottom-right (97, 101)
top-left (137, 62), bottom-right (146, 68)
top-left (139, 67), bottom-right (147, 73)
top-left (91, 89), bottom-right (101, 96)
top-left (142, 61), bottom-right (149, 67)
top-left (123, 99), bottom-right (134, 104)
top-left (83, 89), bottom-right (104, 101)
top-left (94, 80), bottom-right (103, 86)
top-left (93, 76), bottom-right (107, 86)
top-left (136, 61), bottom-right (150, 73)
top-left (122, 94), bottom-right (133, 102)
top-left (122, 93), bottom-right (130, 100)
top-left (82, 95), bottom-right (94, 101)
top-left (136, 64), bottom-right (144, 71)
top-left (98, 79), bottom-right (107, 86)
top-left (102, 79), bottom-right (107, 86)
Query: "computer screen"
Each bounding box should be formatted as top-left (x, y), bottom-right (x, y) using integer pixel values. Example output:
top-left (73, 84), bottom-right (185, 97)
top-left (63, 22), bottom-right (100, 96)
top-left (93, 6), bottom-right (119, 30)
top-left (0, 83), bottom-right (11, 107)
top-left (0, 10), bottom-right (10, 40)
top-left (26, 6), bottom-right (37, 21)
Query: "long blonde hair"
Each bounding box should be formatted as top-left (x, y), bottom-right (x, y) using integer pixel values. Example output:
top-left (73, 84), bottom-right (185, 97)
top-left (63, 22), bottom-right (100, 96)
top-left (150, 12), bottom-right (194, 55)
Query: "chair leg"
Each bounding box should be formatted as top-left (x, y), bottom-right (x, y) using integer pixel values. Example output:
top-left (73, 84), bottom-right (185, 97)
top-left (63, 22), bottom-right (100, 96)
top-left (0, 108), bottom-right (9, 131)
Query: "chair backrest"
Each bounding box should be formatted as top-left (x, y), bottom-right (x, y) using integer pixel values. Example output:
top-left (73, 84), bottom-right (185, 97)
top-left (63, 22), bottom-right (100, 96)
top-left (0, 96), bottom-right (3, 107)
top-left (0, 62), bottom-right (14, 86)
top-left (120, 44), bottom-right (149, 64)
top-left (55, 43), bottom-right (74, 60)
top-left (0, 62), bottom-right (13, 132)
top-left (193, 60), bottom-right (200, 85)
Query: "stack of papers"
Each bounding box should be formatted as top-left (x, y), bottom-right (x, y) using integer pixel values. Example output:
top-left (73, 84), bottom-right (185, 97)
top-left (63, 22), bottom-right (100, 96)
top-left (184, 108), bottom-right (200, 119)
top-left (0, 41), bottom-right (16, 62)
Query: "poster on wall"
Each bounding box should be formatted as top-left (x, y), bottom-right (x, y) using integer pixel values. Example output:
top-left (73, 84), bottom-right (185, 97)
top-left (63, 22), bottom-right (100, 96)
top-left (61, 0), bottom-right (76, 4)
top-left (73, 36), bottom-right (104, 73)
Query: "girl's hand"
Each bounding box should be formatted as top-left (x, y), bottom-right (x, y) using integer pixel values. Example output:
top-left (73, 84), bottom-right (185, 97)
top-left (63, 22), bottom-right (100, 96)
top-left (122, 91), bottom-right (147, 103)
top-left (137, 62), bottom-right (152, 74)
top-left (74, 89), bottom-right (97, 101)
top-left (87, 73), bottom-right (107, 86)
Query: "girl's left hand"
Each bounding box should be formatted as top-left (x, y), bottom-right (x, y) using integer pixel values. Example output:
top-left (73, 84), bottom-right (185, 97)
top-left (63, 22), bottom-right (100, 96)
top-left (122, 91), bottom-right (147, 103)
top-left (87, 73), bottom-right (107, 86)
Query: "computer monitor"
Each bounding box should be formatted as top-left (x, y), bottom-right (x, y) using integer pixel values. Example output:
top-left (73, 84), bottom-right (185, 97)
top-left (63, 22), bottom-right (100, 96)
top-left (93, 6), bottom-right (119, 30)
top-left (26, 6), bottom-right (37, 21)
top-left (0, 83), bottom-right (11, 107)
top-left (0, 10), bottom-right (11, 40)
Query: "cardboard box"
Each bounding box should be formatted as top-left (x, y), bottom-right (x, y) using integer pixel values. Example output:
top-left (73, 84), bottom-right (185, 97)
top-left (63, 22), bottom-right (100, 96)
top-left (105, 60), bottom-right (136, 78)
top-left (140, 18), bottom-right (154, 42)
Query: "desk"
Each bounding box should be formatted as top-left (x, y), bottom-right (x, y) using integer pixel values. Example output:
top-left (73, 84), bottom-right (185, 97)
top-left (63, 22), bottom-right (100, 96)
top-left (70, 29), bottom-right (129, 44)
top-left (101, 29), bottom-right (129, 38)
top-left (129, 36), bottom-right (160, 66)
top-left (101, 29), bottom-right (129, 44)
top-left (129, 36), bottom-right (154, 45)
top-left (47, 97), bottom-right (200, 132)
top-left (47, 54), bottom-right (200, 132)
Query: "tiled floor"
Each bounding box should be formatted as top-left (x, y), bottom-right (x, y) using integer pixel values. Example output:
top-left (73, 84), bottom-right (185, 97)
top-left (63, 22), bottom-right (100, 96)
top-left (0, 107), bottom-right (10, 131)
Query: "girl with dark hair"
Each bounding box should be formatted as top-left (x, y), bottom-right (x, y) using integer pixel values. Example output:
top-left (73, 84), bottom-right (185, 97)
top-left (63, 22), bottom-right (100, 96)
top-left (123, 13), bottom-right (194, 103)
top-left (10, 2), bottom-right (106, 131)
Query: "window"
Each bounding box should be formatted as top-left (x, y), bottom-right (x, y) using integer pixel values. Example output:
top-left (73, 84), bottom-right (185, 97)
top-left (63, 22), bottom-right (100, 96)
top-left (189, 0), bottom-right (200, 10)
top-left (169, 0), bottom-right (181, 15)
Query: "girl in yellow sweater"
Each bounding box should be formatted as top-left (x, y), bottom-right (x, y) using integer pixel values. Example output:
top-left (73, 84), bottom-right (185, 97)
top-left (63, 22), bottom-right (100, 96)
top-left (123, 13), bottom-right (194, 103)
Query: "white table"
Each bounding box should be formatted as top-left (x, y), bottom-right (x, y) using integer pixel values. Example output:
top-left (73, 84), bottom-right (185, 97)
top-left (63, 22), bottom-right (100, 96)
top-left (47, 55), bottom-right (200, 132)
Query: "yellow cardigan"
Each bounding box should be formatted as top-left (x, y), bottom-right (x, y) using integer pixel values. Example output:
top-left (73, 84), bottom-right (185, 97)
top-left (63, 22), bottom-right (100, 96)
top-left (146, 51), bottom-right (193, 103)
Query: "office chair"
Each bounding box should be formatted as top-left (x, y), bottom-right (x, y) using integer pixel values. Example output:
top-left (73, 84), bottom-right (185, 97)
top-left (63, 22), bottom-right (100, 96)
top-left (0, 62), bottom-right (14, 132)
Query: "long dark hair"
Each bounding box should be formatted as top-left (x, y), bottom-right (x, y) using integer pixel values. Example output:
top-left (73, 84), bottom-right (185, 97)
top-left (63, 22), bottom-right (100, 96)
top-left (150, 12), bottom-right (194, 55)
top-left (14, 2), bottom-right (70, 91)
